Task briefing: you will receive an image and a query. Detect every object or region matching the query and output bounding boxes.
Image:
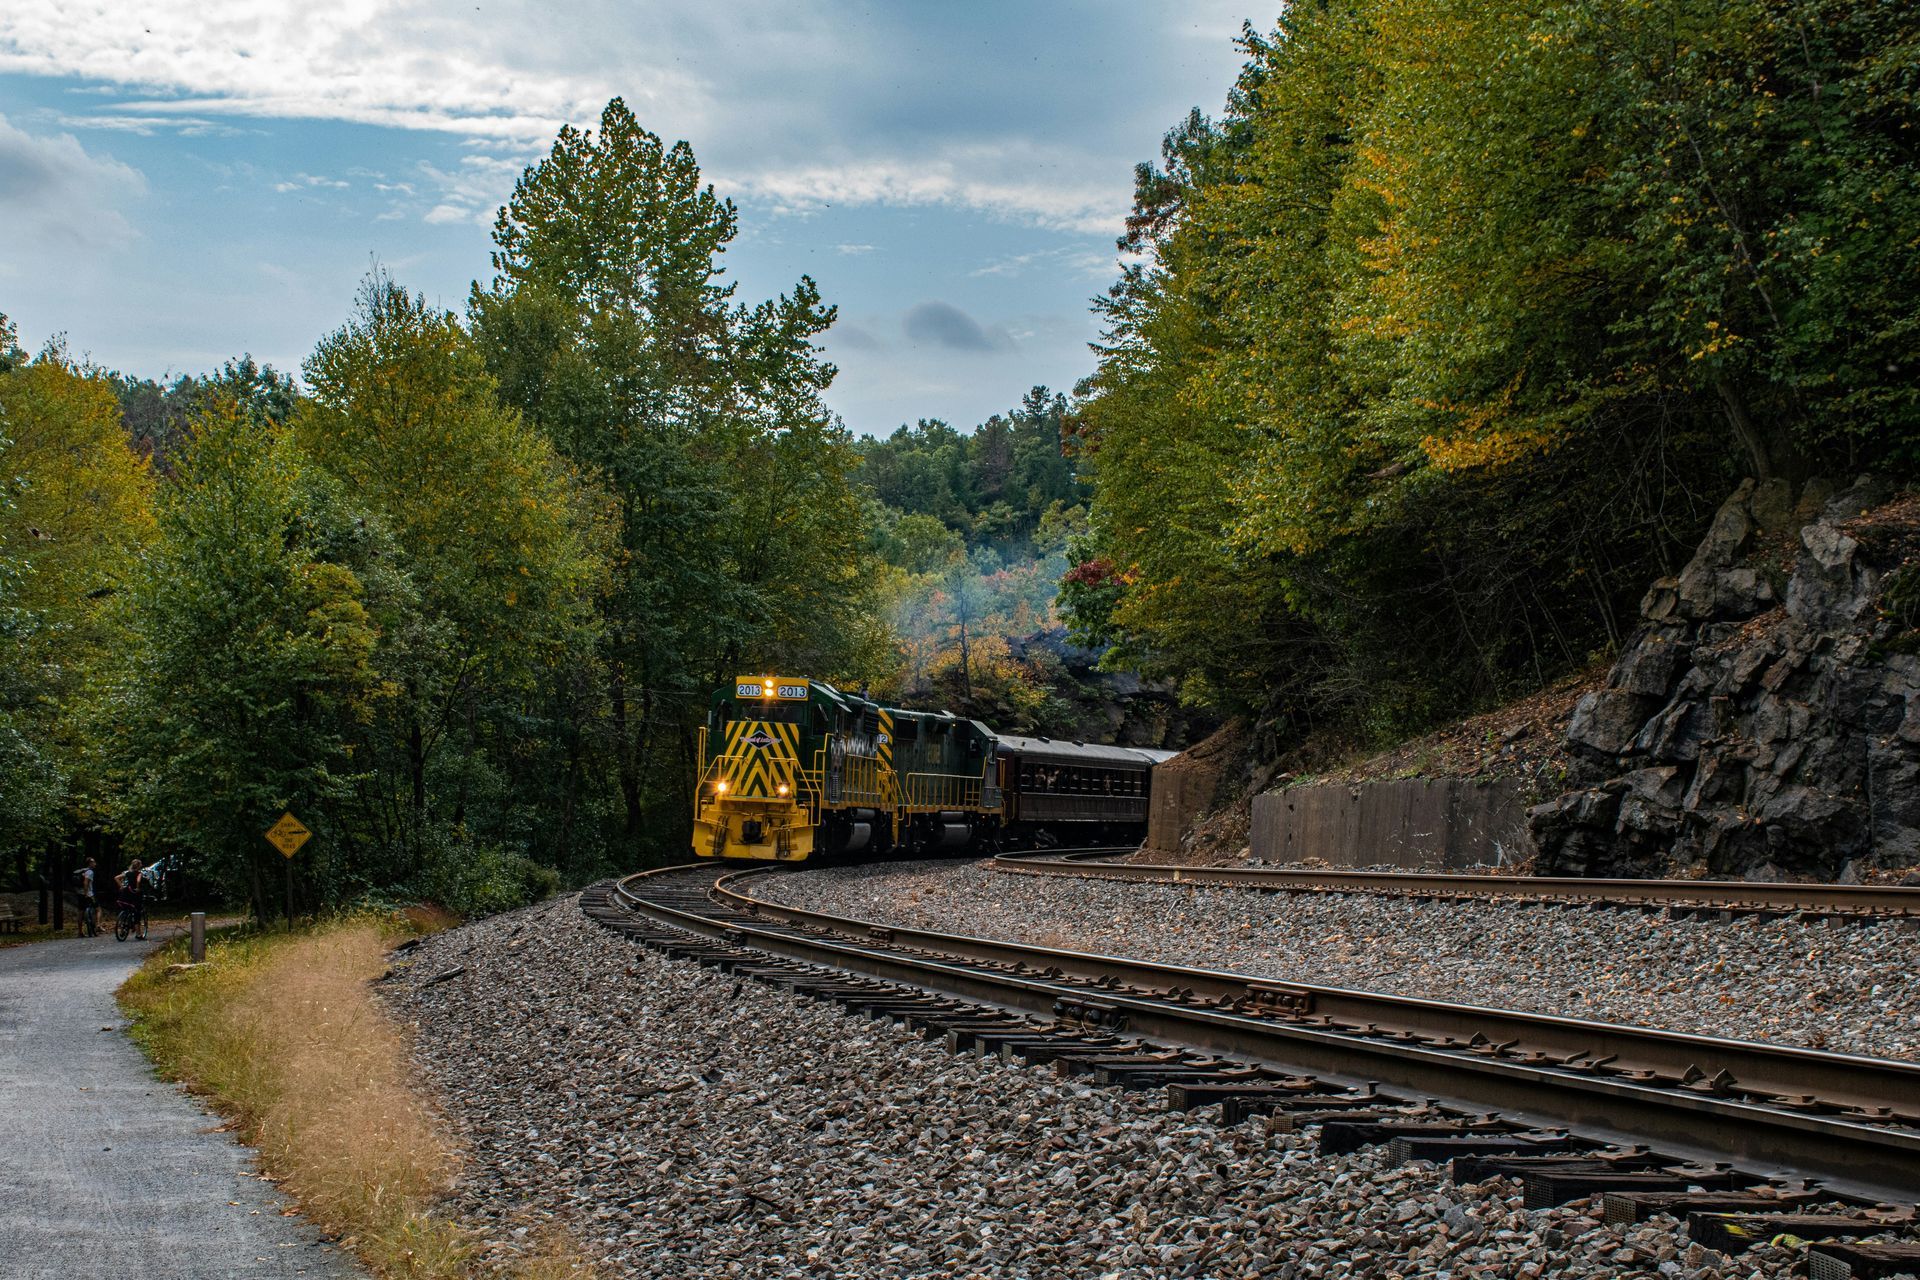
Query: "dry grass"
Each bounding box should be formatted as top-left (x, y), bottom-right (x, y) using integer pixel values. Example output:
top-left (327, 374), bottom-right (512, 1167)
top-left (118, 916), bottom-right (598, 1280)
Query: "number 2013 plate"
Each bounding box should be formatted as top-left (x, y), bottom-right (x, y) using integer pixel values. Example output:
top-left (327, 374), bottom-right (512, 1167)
top-left (736, 681), bottom-right (810, 700)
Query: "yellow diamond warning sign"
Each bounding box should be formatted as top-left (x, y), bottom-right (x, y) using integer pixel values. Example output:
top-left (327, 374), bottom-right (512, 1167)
top-left (265, 812), bottom-right (311, 859)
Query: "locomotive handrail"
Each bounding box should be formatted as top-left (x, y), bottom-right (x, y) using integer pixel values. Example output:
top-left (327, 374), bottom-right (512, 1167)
top-left (812, 745), bottom-right (895, 809)
top-left (901, 770), bottom-right (984, 813)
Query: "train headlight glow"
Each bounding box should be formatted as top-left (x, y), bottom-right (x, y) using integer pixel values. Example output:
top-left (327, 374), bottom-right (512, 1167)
top-left (715, 780), bottom-right (728, 793)
top-left (762, 679), bottom-right (775, 695)
top-left (778, 783), bottom-right (790, 796)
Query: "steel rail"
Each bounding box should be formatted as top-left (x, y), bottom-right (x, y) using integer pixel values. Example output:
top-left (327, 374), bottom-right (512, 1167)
top-left (604, 863), bottom-right (1920, 1199)
top-left (991, 849), bottom-right (1920, 918)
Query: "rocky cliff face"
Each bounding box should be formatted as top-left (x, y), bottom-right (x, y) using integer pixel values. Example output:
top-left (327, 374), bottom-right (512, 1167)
top-left (1531, 477), bottom-right (1920, 880)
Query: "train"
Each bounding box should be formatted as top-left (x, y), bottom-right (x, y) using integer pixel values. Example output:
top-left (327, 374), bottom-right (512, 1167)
top-left (692, 674), bottom-right (1178, 861)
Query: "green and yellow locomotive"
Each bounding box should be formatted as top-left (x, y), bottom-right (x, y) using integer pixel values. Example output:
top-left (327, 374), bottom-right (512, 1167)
top-left (692, 674), bottom-right (1173, 862)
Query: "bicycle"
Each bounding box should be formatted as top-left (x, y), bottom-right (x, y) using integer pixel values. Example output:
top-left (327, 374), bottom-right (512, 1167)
top-left (113, 899), bottom-right (146, 943)
top-left (77, 897), bottom-right (98, 938)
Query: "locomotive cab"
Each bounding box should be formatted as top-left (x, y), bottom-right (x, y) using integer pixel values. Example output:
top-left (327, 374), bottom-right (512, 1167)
top-left (693, 676), bottom-right (897, 861)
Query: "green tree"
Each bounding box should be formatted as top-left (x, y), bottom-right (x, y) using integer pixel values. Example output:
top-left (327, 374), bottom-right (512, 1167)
top-left (472, 98), bottom-right (869, 852)
top-left (104, 404), bottom-right (383, 917)
top-left (0, 312), bottom-right (23, 373)
top-left (298, 275), bottom-right (607, 874)
top-left (1071, 6), bottom-right (1734, 733)
top-left (0, 425), bottom-right (60, 861)
top-left (115, 355), bottom-right (297, 471)
top-left (0, 349), bottom-right (156, 863)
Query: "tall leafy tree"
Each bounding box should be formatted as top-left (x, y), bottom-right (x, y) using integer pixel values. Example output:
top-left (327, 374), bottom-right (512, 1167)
top-left (0, 423), bottom-right (60, 864)
top-left (104, 403), bottom-right (383, 916)
top-left (0, 312), bottom-right (23, 373)
top-left (0, 348), bottom-right (155, 857)
top-left (1073, 2), bottom-right (1869, 736)
top-left (298, 276), bottom-right (607, 871)
top-left (472, 98), bottom-right (868, 850)
top-left (115, 355), bottom-right (297, 471)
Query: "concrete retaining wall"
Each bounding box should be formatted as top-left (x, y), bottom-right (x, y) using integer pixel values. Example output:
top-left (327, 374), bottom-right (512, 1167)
top-left (1250, 777), bottom-right (1536, 869)
top-left (1146, 769), bottom-right (1218, 853)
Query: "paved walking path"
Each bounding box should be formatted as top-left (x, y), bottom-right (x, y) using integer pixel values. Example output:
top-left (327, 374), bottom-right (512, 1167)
top-left (0, 928), bottom-right (363, 1278)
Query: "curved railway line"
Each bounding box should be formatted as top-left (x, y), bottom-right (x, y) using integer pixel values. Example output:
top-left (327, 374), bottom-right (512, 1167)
top-left (991, 849), bottom-right (1920, 921)
top-left (580, 857), bottom-right (1920, 1277)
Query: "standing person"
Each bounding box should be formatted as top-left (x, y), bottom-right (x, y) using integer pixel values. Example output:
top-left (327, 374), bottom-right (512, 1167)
top-left (115, 857), bottom-right (147, 941)
top-left (76, 858), bottom-right (98, 937)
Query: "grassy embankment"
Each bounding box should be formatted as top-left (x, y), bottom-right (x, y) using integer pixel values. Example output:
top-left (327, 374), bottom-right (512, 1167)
top-left (118, 914), bottom-right (596, 1279)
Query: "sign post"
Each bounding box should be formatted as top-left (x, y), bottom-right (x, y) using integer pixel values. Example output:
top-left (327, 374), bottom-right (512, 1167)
top-left (264, 812), bottom-right (311, 929)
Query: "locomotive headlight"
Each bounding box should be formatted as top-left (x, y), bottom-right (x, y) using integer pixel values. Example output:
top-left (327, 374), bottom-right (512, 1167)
top-left (715, 780), bottom-right (729, 793)
top-left (778, 783), bottom-right (790, 796)
top-left (762, 679), bottom-right (775, 695)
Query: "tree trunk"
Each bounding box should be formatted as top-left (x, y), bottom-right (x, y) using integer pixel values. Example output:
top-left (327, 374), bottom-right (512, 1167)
top-left (610, 650), bottom-right (643, 835)
top-left (1715, 378), bottom-right (1798, 482)
top-left (452, 691), bottom-right (475, 828)
top-left (247, 848), bottom-right (266, 926)
top-left (408, 718), bottom-right (426, 814)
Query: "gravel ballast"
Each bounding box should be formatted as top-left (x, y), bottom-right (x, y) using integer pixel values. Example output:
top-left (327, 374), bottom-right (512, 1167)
top-left (389, 895), bottom-right (1856, 1279)
top-left (756, 861), bottom-right (1920, 1061)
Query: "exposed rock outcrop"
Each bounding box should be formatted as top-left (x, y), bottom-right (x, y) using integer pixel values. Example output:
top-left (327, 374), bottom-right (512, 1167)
top-left (1531, 476), bottom-right (1920, 879)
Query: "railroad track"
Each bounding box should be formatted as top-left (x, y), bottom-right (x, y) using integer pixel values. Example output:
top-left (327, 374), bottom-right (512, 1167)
top-left (582, 861), bottom-right (1920, 1277)
top-left (993, 849), bottom-right (1920, 921)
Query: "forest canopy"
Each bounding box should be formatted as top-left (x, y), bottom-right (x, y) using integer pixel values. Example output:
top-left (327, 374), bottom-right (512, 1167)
top-left (1067, 0), bottom-right (1920, 740)
top-left (0, 102), bottom-right (1113, 916)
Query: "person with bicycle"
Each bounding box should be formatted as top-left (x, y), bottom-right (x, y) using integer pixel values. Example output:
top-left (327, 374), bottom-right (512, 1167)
top-left (76, 857), bottom-right (99, 937)
top-left (114, 857), bottom-right (148, 942)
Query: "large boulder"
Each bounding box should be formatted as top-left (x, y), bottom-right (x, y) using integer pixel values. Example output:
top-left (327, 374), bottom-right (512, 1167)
top-left (1566, 689), bottom-right (1659, 756)
top-left (1531, 478), bottom-right (1920, 879)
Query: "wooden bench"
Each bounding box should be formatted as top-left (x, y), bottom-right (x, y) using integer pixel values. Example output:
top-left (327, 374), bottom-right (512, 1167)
top-left (0, 901), bottom-right (21, 934)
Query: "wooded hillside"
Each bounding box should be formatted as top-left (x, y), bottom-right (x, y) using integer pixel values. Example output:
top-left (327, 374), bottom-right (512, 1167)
top-left (1066, 0), bottom-right (1919, 753)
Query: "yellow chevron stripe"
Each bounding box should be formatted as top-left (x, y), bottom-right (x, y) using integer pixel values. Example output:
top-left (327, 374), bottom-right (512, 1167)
top-left (723, 720), bottom-right (801, 799)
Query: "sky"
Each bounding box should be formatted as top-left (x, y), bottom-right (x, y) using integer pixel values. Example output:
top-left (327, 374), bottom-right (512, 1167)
top-left (0, 3), bottom-right (1256, 436)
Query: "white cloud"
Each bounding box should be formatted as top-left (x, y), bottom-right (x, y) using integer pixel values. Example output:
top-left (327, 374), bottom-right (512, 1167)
top-left (736, 144), bottom-right (1127, 237)
top-left (0, 2), bottom-right (674, 143)
top-left (971, 246), bottom-right (1115, 281)
top-left (0, 113), bottom-right (144, 249)
top-left (0, 2), bottom-right (1207, 236)
top-left (272, 171), bottom-right (350, 193)
top-left (408, 154), bottom-right (524, 226)
top-left (834, 243), bottom-right (875, 255)
top-left (49, 111), bottom-right (255, 138)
